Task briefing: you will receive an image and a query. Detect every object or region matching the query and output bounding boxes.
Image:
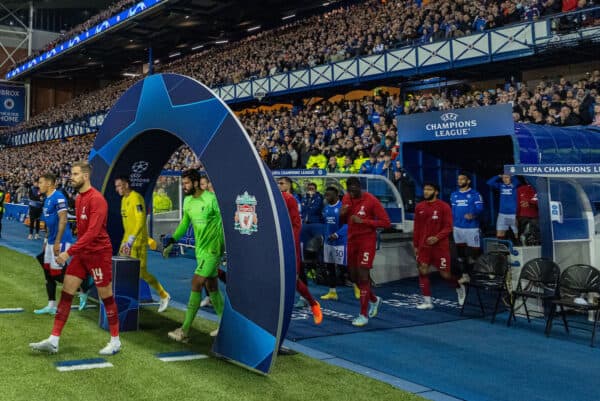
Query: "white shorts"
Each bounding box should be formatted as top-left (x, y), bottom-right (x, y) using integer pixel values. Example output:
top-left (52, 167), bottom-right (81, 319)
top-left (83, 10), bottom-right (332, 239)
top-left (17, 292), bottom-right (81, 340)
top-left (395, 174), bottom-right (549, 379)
top-left (323, 243), bottom-right (346, 266)
top-left (453, 227), bottom-right (480, 248)
top-left (496, 213), bottom-right (517, 232)
top-left (44, 242), bottom-right (72, 270)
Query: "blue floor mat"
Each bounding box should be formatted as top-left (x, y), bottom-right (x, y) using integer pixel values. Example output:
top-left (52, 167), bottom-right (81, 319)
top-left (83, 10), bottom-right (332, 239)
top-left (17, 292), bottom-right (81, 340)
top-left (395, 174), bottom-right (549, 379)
top-left (285, 277), bottom-right (475, 341)
top-left (300, 317), bottom-right (600, 401)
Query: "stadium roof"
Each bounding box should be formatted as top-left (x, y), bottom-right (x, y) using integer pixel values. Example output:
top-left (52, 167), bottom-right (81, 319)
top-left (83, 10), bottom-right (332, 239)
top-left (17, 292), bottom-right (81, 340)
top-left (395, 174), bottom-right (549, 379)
top-left (0, 0), bottom-right (114, 9)
top-left (9, 0), bottom-right (347, 80)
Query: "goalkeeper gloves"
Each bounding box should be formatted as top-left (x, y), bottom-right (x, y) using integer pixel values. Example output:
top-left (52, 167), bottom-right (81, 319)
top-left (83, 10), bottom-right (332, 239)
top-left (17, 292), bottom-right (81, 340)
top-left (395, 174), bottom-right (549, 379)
top-left (162, 237), bottom-right (177, 259)
top-left (121, 235), bottom-right (136, 256)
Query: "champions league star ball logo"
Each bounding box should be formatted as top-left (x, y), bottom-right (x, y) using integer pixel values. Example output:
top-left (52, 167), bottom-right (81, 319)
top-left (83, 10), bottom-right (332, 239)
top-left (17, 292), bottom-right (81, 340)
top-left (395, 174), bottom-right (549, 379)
top-left (440, 112), bottom-right (458, 122)
top-left (234, 192), bottom-right (258, 235)
top-left (131, 161), bottom-right (149, 174)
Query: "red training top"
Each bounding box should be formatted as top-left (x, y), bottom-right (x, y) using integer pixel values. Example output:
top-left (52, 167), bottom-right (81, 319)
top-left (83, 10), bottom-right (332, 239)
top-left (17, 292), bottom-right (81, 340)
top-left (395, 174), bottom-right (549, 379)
top-left (517, 185), bottom-right (538, 218)
top-left (68, 187), bottom-right (112, 256)
top-left (413, 199), bottom-right (452, 249)
top-left (282, 191), bottom-right (301, 242)
top-left (341, 191), bottom-right (391, 241)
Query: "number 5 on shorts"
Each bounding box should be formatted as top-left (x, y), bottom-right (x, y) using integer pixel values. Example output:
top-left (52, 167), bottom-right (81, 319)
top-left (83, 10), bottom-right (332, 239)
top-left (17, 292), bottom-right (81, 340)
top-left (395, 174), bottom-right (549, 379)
top-left (362, 252), bottom-right (370, 262)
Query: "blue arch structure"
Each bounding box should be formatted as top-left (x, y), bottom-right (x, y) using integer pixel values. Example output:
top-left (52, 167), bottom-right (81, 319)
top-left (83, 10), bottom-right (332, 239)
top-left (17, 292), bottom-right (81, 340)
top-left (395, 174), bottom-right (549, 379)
top-left (88, 73), bottom-right (296, 374)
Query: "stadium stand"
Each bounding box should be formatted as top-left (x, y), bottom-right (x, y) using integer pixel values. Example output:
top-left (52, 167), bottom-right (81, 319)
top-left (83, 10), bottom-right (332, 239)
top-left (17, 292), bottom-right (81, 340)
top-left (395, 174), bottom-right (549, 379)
top-left (3, 0), bottom-right (599, 137)
top-left (1, 71), bottom-right (599, 200)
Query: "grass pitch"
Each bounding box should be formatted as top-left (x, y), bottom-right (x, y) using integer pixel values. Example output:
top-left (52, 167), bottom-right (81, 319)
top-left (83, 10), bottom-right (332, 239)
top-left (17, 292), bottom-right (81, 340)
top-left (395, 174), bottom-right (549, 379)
top-left (0, 246), bottom-right (423, 401)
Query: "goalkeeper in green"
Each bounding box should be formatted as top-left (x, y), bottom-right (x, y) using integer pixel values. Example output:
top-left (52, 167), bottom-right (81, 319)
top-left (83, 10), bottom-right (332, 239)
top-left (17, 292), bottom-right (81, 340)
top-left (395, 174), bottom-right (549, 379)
top-left (164, 169), bottom-right (225, 342)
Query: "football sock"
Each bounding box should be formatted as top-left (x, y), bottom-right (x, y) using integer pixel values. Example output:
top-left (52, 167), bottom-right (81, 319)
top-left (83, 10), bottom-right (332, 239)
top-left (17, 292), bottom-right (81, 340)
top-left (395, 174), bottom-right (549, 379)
top-left (419, 273), bottom-right (432, 296)
top-left (102, 295), bottom-right (120, 337)
top-left (51, 291), bottom-right (73, 336)
top-left (182, 291), bottom-right (202, 333)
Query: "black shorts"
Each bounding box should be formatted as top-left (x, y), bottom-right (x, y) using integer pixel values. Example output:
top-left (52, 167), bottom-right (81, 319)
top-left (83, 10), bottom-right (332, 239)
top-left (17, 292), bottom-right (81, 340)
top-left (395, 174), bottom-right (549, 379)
top-left (29, 207), bottom-right (42, 220)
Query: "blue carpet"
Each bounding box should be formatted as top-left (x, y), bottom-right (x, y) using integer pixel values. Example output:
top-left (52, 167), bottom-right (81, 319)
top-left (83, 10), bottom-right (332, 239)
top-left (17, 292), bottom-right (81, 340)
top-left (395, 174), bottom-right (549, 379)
top-left (299, 317), bottom-right (600, 401)
top-left (285, 277), bottom-right (475, 341)
top-left (0, 219), bottom-right (46, 256)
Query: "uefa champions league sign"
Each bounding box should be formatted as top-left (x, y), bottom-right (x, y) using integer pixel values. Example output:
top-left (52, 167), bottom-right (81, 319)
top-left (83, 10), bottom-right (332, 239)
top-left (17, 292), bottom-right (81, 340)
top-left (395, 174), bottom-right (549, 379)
top-left (398, 103), bottom-right (514, 142)
top-left (89, 74), bottom-right (296, 374)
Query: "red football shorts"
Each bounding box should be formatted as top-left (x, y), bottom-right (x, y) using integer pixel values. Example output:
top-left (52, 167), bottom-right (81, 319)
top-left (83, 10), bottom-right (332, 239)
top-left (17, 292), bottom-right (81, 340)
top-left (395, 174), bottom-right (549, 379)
top-left (66, 251), bottom-right (112, 287)
top-left (347, 239), bottom-right (377, 269)
top-left (417, 245), bottom-right (451, 272)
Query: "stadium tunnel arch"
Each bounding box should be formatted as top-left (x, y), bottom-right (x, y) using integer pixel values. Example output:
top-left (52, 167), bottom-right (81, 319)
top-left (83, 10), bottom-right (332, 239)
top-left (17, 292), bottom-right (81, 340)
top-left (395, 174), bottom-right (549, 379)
top-left (87, 73), bottom-right (296, 374)
top-left (398, 108), bottom-right (600, 267)
top-left (398, 109), bottom-right (600, 228)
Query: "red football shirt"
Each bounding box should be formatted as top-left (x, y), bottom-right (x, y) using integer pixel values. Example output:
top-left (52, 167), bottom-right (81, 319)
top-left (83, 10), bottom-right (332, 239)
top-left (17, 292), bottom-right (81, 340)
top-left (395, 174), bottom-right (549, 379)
top-left (341, 191), bottom-right (391, 241)
top-left (68, 187), bottom-right (112, 256)
top-left (413, 199), bottom-right (452, 249)
top-left (281, 191), bottom-right (301, 242)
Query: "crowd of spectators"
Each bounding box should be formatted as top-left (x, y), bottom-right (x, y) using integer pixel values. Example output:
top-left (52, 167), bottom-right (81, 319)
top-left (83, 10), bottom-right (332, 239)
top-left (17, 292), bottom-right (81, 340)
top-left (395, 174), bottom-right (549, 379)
top-left (0, 135), bottom-right (94, 205)
top-left (4, 0), bottom-right (599, 137)
top-left (401, 70), bottom-right (600, 126)
top-left (159, 0), bottom-right (599, 87)
top-left (1, 70), bottom-right (599, 201)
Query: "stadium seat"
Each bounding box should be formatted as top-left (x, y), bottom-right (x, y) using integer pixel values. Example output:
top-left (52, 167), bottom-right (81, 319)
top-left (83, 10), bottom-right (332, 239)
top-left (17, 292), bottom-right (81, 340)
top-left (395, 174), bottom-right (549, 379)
top-left (545, 264), bottom-right (600, 347)
top-left (507, 258), bottom-right (561, 327)
top-left (460, 247), bottom-right (510, 323)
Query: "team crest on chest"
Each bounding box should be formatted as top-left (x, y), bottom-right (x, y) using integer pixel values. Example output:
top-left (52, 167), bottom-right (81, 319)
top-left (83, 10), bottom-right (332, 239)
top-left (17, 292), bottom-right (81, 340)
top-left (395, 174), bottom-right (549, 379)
top-left (234, 191), bottom-right (258, 235)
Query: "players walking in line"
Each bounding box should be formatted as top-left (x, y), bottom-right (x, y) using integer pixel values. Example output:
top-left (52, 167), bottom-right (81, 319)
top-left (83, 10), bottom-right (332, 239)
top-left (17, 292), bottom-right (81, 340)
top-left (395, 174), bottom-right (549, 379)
top-left (278, 176), bottom-right (323, 324)
top-left (450, 172), bottom-right (484, 283)
top-left (30, 162), bottom-right (122, 355)
top-left (115, 176), bottom-right (170, 312)
top-left (486, 174), bottom-right (519, 239)
top-left (163, 169), bottom-right (225, 342)
top-left (320, 186), bottom-right (348, 301)
top-left (413, 182), bottom-right (465, 310)
top-left (340, 177), bottom-right (390, 327)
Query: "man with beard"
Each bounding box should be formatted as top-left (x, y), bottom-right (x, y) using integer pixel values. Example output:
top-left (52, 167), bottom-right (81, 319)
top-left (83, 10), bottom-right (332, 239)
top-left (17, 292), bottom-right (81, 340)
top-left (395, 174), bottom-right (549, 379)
top-left (163, 169), bottom-right (225, 342)
top-left (30, 162), bottom-right (121, 355)
top-left (413, 183), bottom-right (465, 310)
top-left (450, 172), bottom-right (484, 283)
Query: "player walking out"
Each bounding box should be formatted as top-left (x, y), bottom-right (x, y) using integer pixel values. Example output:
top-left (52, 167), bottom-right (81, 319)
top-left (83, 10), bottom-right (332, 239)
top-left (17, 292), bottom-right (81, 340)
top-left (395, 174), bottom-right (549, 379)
top-left (413, 183), bottom-right (465, 309)
top-left (30, 162), bottom-right (122, 355)
top-left (320, 186), bottom-right (348, 301)
top-left (278, 177), bottom-right (323, 325)
top-left (115, 176), bottom-right (170, 312)
top-left (341, 177), bottom-right (390, 327)
top-left (164, 169), bottom-right (225, 342)
top-left (450, 172), bottom-right (484, 283)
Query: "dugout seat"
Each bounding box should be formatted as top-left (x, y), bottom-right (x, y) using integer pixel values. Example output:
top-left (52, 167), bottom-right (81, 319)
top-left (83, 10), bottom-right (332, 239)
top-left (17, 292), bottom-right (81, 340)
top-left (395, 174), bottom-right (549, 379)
top-left (460, 245), bottom-right (510, 323)
top-left (545, 264), bottom-right (600, 347)
top-left (507, 258), bottom-right (560, 327)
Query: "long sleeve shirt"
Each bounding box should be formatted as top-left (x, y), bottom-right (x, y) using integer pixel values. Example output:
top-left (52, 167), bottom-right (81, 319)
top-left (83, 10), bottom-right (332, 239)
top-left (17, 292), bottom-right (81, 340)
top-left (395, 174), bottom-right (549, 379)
top-left (68, 187), bottom-right (112, 256)
top-left (486, 176), bottom-right (519, 214)
top-left (341, 191), bottom-right (391, 241)
top-left (413, 199), bottom-right (452, 249)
